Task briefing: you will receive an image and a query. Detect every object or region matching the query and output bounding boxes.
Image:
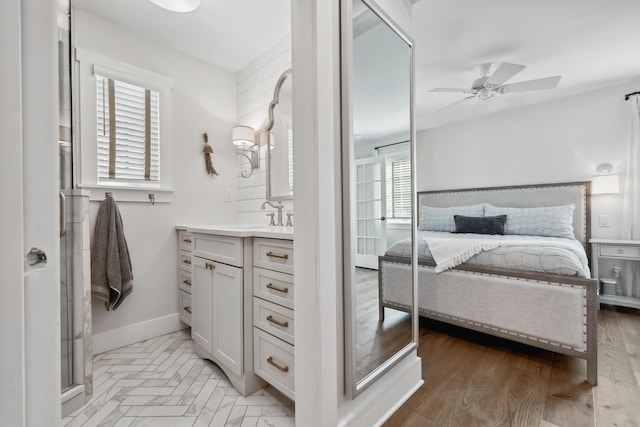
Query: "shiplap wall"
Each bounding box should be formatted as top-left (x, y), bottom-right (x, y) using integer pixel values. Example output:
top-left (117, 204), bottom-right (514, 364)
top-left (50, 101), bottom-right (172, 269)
top-left (235, 36), bottom-right (293, 224)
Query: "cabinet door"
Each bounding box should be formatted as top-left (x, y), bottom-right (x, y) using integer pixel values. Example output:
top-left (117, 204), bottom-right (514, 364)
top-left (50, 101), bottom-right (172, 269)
top-left (212, 261), bottom-right (243, 377)
top-left (192, 257), bottom-right (213, 353)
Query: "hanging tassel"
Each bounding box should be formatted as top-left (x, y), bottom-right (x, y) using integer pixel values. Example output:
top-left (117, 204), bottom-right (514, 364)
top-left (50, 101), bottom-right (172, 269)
top-left (202, 133), bottom-right (219, 176)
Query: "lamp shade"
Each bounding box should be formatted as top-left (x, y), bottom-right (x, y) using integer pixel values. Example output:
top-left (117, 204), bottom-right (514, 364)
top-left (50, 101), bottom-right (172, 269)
top-left (592, 174), bottom-right (620, 195)
top-left (149, 0), bottom-right (200, 12)
top-left (232, 126), bottom-right (256, 147)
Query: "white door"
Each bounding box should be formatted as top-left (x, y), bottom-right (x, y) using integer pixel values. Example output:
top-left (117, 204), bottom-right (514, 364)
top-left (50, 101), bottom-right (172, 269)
top-left (212, 262), bottom-right (243, 377)
top-left (355, 157), bottom-right (387, 269)
top-left (192, 257), bottom-right (214, 353)
top-left (0, 0), bottom-right (61, 425)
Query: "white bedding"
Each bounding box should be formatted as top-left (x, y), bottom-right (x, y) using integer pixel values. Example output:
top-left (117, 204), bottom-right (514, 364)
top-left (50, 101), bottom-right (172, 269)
top-left (384, 231), bottom-right (591, 278)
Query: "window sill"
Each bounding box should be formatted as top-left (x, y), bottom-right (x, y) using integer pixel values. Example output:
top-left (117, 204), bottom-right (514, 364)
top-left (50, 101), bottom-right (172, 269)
top-left (387, 219), bottom-right (411, 230)
top-left (79, 184), bottom-right (174, 204)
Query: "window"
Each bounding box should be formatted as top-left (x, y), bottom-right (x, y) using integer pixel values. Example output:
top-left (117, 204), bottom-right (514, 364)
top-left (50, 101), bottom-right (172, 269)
top-left (386, 157), bottom-right (411, 219)
top-left (76, 49), bottom-right (173, 201)
top-left (95, 75), bottom-right (160, 184)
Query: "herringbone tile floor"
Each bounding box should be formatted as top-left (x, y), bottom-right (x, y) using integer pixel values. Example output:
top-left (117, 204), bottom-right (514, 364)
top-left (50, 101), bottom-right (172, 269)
top-left (62, 329), bottom-right (295, 427)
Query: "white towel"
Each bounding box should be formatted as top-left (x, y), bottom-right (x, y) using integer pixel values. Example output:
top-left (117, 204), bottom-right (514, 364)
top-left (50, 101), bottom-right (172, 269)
top-left (424, 235), bottom-right (503, 273)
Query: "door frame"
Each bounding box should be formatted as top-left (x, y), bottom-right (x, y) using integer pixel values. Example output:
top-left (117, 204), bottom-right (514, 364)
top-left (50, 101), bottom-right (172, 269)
top-left (0, 0), bottom-right (27, 424)
top-left (0, 0), bottom-right (62, 425)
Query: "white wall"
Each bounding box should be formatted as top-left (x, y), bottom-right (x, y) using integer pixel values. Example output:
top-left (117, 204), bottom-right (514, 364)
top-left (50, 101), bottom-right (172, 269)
top-left (417, 80), bottom-right (638, 239)
top-left (74, 9), bottom-right (239, 352)
top-left (235, 37), bottom-right (293, 224)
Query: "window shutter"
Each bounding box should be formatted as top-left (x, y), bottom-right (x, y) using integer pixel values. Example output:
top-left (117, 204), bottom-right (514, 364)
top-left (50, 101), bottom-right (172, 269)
top-left (96, 75), bottom-right (160, 183)
top-left (386, 158), bottom-right (411, 219)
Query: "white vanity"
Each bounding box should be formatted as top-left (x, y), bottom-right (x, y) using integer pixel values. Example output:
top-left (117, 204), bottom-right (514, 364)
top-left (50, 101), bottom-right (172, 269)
top-left (175, 225), bottom-right (294, 399)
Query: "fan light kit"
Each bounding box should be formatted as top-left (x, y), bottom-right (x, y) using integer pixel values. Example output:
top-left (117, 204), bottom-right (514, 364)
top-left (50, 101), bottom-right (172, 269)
top-left (430, 62), bottom-right (561, 110)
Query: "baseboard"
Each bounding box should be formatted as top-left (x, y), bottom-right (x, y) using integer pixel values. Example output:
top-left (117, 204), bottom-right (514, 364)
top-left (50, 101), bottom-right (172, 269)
top-left (93, 313), bottom-right (186, 354)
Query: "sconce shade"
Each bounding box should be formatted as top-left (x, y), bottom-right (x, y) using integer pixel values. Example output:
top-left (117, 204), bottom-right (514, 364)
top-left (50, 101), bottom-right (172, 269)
top-left (148, 0), bottom-right (200, 12)
top-left (232, 126), bottom-right (256, 147)
top-left (592, 174), bottom-right (620, 195)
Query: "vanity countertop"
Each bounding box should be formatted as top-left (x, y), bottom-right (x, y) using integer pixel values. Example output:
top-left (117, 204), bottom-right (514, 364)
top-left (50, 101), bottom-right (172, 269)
top-left (176, 224), bottom-right (294, 240)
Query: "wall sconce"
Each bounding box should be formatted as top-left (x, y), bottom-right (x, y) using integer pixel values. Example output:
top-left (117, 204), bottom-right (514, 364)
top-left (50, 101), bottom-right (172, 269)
top-left (592, 162), bottom-right (620, 195)
top-left (233, 125), bottom-right (259, 178)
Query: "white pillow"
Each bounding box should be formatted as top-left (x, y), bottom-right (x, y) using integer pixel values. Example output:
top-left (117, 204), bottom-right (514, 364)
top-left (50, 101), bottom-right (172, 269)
top-left (418, 204), bottom-right (485, 232)
top-left (484, 204), bottom-right (575, 239)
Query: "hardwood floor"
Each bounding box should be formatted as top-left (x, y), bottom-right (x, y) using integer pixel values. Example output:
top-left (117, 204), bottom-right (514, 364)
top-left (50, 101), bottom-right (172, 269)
top-left (385, 305), bottom-right (640, 427)
top-left (355, 267), bottom-right (412, 382)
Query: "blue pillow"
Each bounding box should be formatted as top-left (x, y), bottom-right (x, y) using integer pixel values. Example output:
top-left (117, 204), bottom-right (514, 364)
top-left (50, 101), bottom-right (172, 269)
top-left (454, 215), bottom-right (507, 235)
top-left (484, 204), bottom-right (575, 238)
top-left (418, 204), bottom-right (486, 232)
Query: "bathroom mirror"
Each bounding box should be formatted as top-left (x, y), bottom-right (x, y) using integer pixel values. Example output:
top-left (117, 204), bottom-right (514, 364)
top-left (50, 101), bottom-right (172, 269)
top-left (342, 0), bottom-right (417, 396)
top-left (264, 69), bottom-right (293, 201)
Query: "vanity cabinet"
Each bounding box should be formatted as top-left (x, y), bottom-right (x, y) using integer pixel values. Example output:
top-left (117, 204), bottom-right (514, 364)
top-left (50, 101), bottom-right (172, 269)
top-left (252, 238), bottom-right (296, 400)
top-left (192, 257), bottom-right (243, 376)
top-left (177, 230), bottom-right (193, 326)
top-left (188, 232), bottom-right (264, 397)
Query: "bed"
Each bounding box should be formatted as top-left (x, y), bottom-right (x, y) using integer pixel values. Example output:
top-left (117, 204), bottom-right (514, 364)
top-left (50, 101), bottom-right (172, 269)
top-left (378, 182), bottom-right (598, 385)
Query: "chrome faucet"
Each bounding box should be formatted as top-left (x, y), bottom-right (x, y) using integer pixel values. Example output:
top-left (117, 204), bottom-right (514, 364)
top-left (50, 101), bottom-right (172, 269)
top-left (261, 200), bottom-right (284, 226)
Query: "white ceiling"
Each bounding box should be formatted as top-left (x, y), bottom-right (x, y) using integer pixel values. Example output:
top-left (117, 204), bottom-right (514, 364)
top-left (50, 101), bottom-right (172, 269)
top-left (414, 0), bottom-right (640, 129)
top-left (71, 0), bottom-right (291, 72)
top-left (72, 0), bottom-right (640, 132)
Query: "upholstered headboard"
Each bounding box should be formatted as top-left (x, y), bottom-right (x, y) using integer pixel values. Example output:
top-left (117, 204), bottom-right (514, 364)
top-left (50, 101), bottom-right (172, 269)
top-left (417, 182), bottom-right (591, 249)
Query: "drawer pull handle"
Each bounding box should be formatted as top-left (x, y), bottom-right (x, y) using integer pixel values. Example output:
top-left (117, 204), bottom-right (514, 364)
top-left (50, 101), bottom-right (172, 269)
top-left (205, 262), bottom-right (215, 270)
top-left (266, 251), bottom-right (289, 260)
top-left (267, 356), bottom-right (289, 373)
top-left (183, 238), bottom-right (192, 243)
top-left (183, 259), bottom-right (191, 265)
top-left (266, 283), bottom-right (289, 294)
top-left (183, 279), bottom-right (191, 286)
top-left (618, 248), bottom-right (624, 254)
top-left (183, 306), bottom-right (192, 314)
top-left (267, 315), bottom-right (289, 328)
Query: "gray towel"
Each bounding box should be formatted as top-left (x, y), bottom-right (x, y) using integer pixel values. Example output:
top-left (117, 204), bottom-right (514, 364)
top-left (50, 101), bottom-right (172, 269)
top-left (91, 196), bottom-right (133, 310)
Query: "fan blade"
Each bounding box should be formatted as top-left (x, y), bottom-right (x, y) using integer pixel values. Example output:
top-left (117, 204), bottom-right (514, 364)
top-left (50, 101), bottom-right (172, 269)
top-left (499, 76), bottom-right (561, 93)
top-left (485, 63), bottom-right (525, 86)
top-left (431, 95), bottom-right (475, 112)
top-left (428, 88), bottom-right (473, 94)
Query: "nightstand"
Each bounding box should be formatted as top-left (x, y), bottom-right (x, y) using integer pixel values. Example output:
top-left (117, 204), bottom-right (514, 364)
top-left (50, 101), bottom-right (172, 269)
top-left (590, 239), bottom-right (640, 309)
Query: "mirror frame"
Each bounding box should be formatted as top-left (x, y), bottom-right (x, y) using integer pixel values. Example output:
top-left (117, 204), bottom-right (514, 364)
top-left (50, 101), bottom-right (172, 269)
top-left (341, 0), bottom-right (418, 397)
top-left (264, 68), bottom-right (293, 201)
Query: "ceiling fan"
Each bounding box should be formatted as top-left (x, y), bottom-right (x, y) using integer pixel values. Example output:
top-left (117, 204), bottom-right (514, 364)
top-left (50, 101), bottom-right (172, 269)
top-left (429, 63), bottom-right (561, 110)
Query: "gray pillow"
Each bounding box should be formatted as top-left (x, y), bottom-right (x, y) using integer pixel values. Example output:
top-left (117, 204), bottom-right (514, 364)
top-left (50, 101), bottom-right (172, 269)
top-left (418, 204), bottom-right (485, 232)
top-left (484, 204), bottom-right (575, 239)
top-left (454, 215), bottom-right (507, 235)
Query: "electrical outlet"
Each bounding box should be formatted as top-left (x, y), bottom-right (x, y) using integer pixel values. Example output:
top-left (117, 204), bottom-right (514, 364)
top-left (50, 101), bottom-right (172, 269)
top-left (599, 215), bottom-right (610, 227)
top-left (224, 189), bottom-right (233, 203)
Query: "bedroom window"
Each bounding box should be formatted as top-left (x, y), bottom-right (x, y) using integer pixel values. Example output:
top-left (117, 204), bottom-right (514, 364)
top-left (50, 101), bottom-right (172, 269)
top-left (95, 75), bottom-right (160, 184)
top-left (386, 157), bottom-right (411, 219)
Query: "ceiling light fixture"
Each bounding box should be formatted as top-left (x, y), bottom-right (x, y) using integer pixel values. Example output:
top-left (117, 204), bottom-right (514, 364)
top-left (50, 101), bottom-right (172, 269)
top-left (148, 0), bottom-right (200, 13)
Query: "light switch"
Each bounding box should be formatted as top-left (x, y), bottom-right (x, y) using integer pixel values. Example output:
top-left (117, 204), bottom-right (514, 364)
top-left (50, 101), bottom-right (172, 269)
top-left (599, 215), bottom-right (610, 227)
top-left (224, 188), bottom-right (233, 203)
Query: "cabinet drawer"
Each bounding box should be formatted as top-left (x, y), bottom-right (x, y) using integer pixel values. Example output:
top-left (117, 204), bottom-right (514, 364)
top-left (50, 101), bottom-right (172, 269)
top-left (179, 290), bottom-right (192, 326)
top-left (179, 270), bottom-right (192, 293)
top-left (179, 250), bottom-right (192, 272)
top-left (178, 230), bottom-right (193, 252)
top-left (600, 245), bottom-right (640, 259)
top-left (193, 234), bottom-right (243, 267)
top-left (254, 328), bottom-right (295, 400)
top-left (253, 238), bottom-right (293, 274)
top-left (253, 297), bottom-right (295, 345)
top-left (253, 267), bottom-right (294, 310)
